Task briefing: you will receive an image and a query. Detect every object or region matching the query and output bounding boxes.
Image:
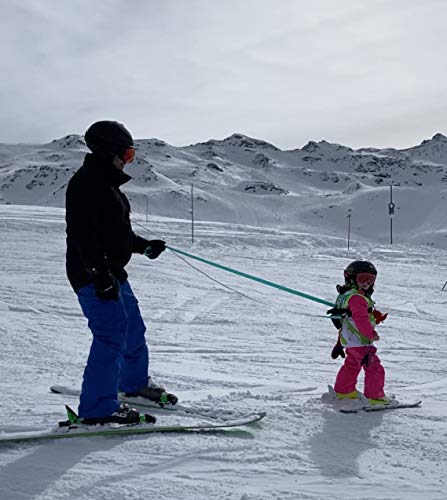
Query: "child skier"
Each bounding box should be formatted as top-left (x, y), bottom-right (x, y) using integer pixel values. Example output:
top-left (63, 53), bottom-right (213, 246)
top-left (328, 260), bottom-right (389, 405)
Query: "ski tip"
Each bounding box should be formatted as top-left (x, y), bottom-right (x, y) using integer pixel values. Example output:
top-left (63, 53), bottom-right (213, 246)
top-left (143, 414), bottom-right (157, 424)
top-left (65, 404), bottom-right (79, 418)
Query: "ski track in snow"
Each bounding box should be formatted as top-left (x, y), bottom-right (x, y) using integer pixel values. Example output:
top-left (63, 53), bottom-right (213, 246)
top-left (0, 205), bottom-right (446, 500)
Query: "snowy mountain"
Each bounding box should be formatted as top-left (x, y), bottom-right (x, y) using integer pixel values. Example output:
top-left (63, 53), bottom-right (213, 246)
top-left (1, 132), bottom-right (447, 248)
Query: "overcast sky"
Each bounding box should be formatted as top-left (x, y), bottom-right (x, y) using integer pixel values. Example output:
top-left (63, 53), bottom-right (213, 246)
top-left (1, 0), bottom-right (446, 150)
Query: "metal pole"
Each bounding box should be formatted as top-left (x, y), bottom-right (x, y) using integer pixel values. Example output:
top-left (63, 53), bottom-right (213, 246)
top-left (390, 185), bottom-right (393, 245)
top-left (388, 184), bottom-right (395, 245)
top-left (145, 196), bottom-right (148, 223)
top-left (191, 183), bottom-right (194, 244)
top-left (347, 209), bottom-right (351, 250)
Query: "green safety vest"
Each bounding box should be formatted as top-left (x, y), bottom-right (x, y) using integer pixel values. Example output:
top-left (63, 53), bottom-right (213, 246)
top-left (336, 289), bottom-right (376, 347)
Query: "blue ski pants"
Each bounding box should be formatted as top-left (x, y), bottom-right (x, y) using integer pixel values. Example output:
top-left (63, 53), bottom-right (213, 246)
top-left (76, 280), bottom-right (149, 418)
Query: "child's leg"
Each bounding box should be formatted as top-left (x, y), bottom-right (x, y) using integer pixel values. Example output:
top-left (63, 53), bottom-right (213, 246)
top-left (363, 348), bottom-right (385, 399)
top-left (334, 347), bottom-right (363, 395)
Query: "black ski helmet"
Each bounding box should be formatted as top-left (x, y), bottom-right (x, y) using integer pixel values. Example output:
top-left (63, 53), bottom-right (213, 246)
top-left (84, 121), bottom-right (134, 155)
top-left (344, 260), bottom-right (377, 284)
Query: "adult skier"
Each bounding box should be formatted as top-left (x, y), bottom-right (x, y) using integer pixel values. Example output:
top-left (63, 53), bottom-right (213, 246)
top-left (65, 120), bottom-right (176, 424)
top-left (328, 260), bottom-right (390, 405)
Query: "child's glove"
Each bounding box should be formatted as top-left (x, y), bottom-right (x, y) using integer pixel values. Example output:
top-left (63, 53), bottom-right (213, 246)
top-left (361, 346), bottom-right (377, 366)
top-left (373, 309), bottom-right (388, 325)
top-left (331, 339), bottom-right (345, 359)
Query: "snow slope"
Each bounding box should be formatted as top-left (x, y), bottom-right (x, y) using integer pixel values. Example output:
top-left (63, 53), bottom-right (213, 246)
top-left (1, 132), bottom-right (447, 248)
top-left (0, 205), bottom-right (446, 499)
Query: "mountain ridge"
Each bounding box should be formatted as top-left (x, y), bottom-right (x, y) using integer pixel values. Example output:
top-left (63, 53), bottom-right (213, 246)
top-left (1, 132), bottom-right (446, 248)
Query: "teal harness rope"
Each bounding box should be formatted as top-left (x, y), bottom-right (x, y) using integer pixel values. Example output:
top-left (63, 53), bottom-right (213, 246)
top-left (132, 220), bottom-right (335, 309)
top-left (167, 246), bottom-right (335, 308)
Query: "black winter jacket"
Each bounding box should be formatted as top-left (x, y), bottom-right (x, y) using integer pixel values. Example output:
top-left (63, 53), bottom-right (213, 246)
top-left (65, 153), bottom-right (149, 292)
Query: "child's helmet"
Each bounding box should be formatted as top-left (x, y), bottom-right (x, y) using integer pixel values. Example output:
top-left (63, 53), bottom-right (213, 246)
top-left (84, 121), bottom-right (133, 156)
top-left (344, 260), bottom-right (377, 286)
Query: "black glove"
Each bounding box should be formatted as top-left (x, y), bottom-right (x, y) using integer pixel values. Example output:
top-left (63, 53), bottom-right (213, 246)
top-left (94, 274), bottom-right (120, 301)
top-left (87, 267), bottom-right (120, 301)
top-left (327, 307), bottom-right (351, 329)
top-left (361, 346), bottom-right (376, 366)
top-left (331, 339), bottom-right (345, 359)
top-left (326, 307), bottom-right (352, 318)
top-left (143, 240), bottom-right (166, 259)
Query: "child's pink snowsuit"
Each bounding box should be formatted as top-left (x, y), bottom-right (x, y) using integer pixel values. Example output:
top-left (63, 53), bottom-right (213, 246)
top-left (334, 293), bottom-right (385, 399)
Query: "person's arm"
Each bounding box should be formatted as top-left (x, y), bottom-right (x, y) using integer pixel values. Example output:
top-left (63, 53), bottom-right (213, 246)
top-left (131, 231), bottom-right (166, 259)
top-left (66, 181), bottom-right (108, 274)
top-left (348, 295), bottom-right (378, 340)
top-left (132, 233), bottom-right (151, 254)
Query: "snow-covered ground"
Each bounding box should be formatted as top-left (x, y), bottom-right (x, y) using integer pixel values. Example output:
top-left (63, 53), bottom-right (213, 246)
top-left (0, 204), bottom-right (446, 500)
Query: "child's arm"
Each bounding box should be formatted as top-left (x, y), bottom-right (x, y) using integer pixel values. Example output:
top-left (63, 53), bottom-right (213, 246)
top-left (348, 295), bottom-right (379, 341)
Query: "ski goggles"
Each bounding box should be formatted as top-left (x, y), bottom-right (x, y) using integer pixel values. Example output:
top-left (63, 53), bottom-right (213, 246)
top-left (118, 146), bottom-right (135, 164)
top-left (356, 273), bottom-right (376, 286)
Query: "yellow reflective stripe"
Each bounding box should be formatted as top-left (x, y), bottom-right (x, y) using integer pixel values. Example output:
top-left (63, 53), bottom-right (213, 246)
top-left (344, 318), bottom-right (371, 345)
top-left (339, 290), bottom-right (374, 345)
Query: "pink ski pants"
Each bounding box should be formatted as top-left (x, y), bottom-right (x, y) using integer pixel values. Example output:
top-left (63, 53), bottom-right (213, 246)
top-left (334, 346), bottom-right (385, 399)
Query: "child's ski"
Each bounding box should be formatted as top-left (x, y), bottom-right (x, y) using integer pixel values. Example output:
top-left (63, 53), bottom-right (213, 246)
top-left (0, 411), bottom-right (266, 445)
top-left (324, 385), bottom-right (422, 414)
top-left (340, 400), bottom-right (422, 414)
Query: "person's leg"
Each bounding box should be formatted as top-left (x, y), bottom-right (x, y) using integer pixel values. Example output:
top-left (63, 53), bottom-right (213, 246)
top-left (118, 281), bottom-right (149, 393)
top-left (77, 284), bottom-right (128, 418)
top-left (334, 347), bottom-right (364, 395)
top-left (363, 347), bottom-right (385, 399)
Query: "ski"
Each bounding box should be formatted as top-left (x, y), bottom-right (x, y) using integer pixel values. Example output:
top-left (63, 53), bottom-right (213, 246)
top-left (324, 385), bottom-right (422, 414)
top-left (50, 385), bottom-right (258, 422)
top-left (0, 411), bottom-right (266, 445)
top-left (340, 400), bottom-right (422, 414)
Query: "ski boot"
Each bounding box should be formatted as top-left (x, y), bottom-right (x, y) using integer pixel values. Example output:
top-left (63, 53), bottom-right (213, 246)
top-left (59, 404), bottom-right (156, 427)
top-left (125, 378), bottom-right (178, 406)
top-left (335, 390), bottom-right (359, 400)
top-left (368, 396), bottom-right (392, 407)
top-left (81, 403), bottom-right (142, 425)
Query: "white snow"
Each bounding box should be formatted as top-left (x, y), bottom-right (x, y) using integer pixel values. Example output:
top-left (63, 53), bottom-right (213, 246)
top-left (0, 203), bottom-right (446, 499)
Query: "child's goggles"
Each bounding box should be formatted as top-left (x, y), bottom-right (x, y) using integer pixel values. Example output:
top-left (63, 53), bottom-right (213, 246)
top-left (118, 146), bottom-right (136, 164)
top-left (356, 273), bottom-right (376, 286)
